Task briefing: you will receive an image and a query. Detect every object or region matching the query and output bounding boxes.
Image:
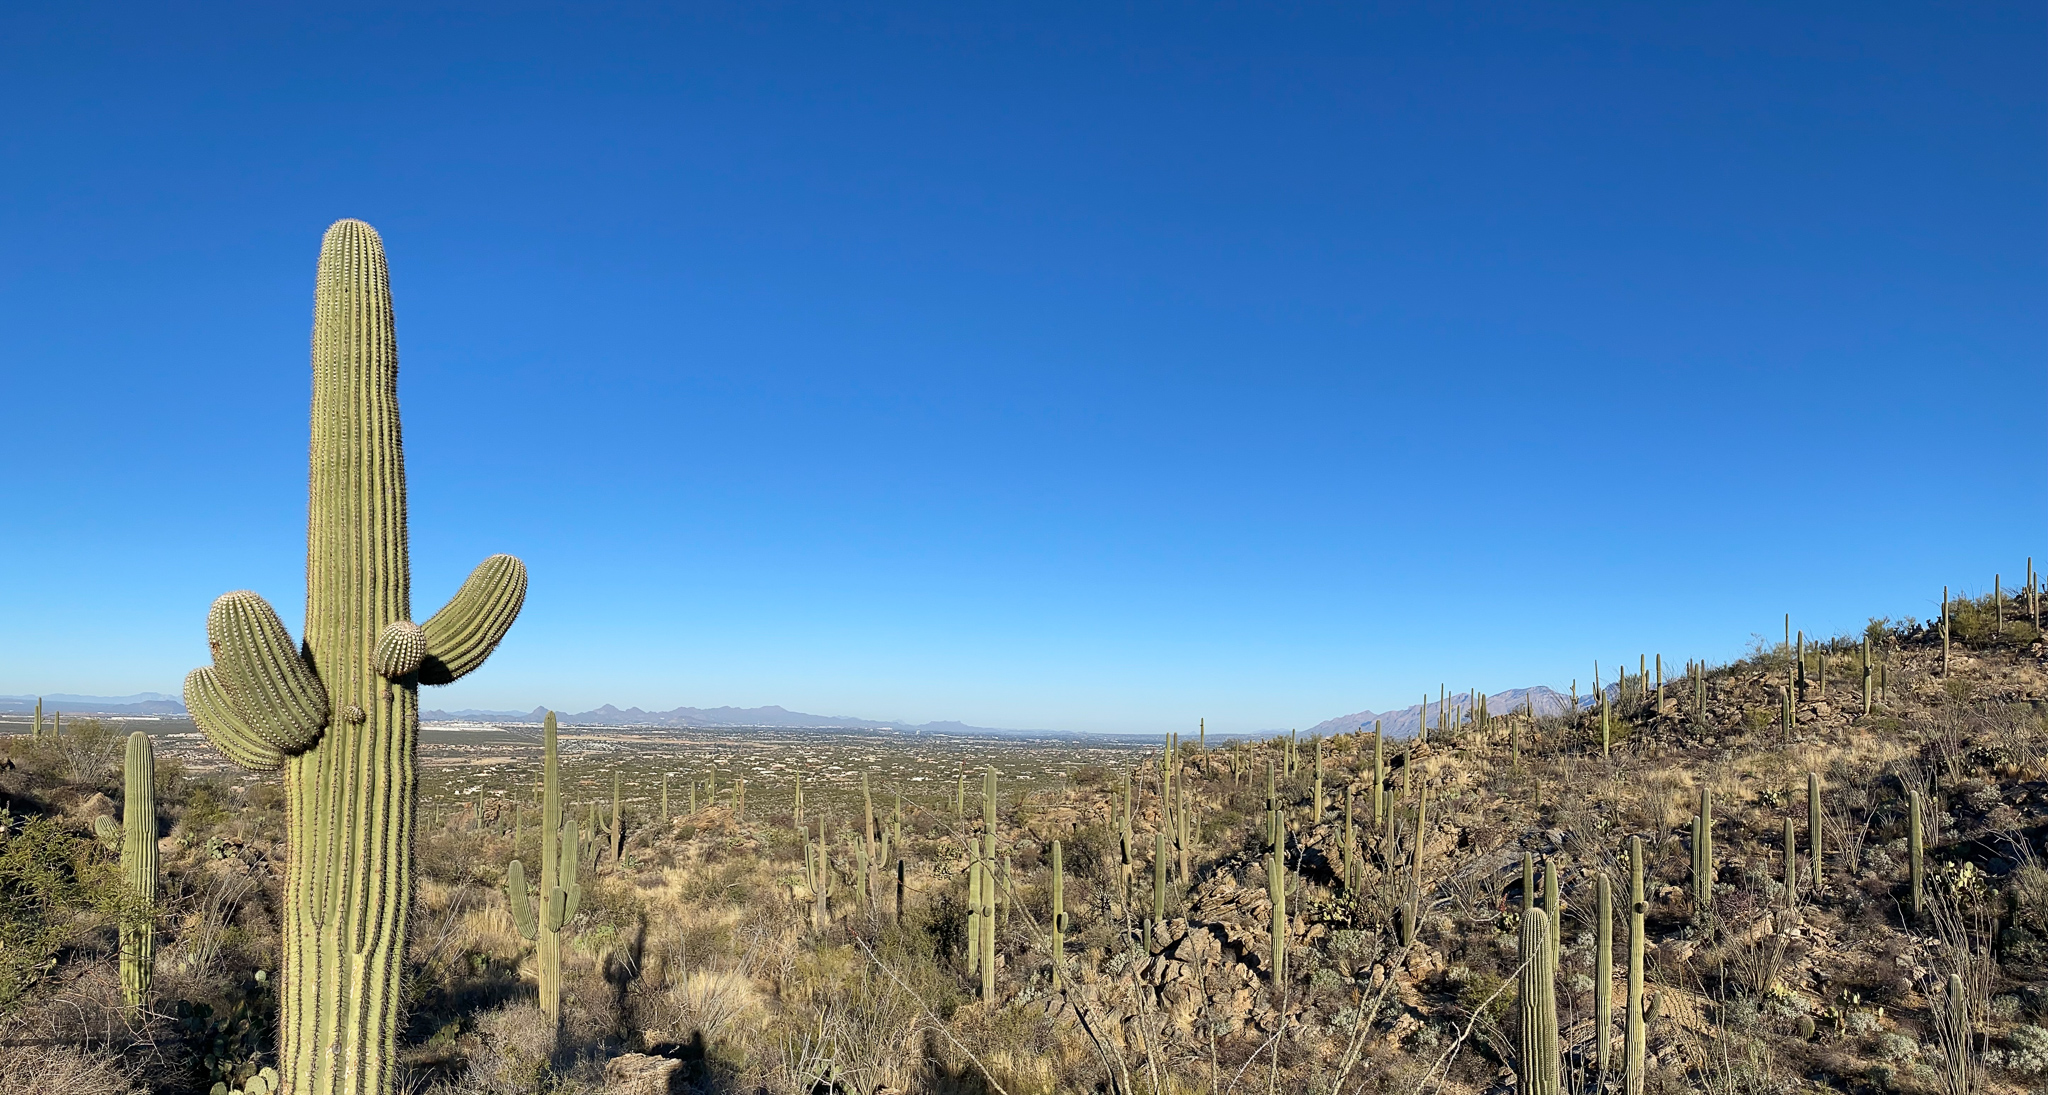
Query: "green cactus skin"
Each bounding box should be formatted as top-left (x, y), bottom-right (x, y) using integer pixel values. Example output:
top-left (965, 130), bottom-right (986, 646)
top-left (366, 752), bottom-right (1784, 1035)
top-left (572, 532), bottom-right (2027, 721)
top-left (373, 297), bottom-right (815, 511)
top-left (1050, 839), bottom-right (1065, 988)
top-left (1909, 789), bottom-right (1924, 920)
top-left (31, 697), bottom-right (41, 740)
top-left (117, 731), bottom-right (157, 1011)
top-left (1518, 908), bottom-right (1560, 1095)
top-left (1808, 772), bottom-right (1823, 889)
top-left (1625, 837), bottom-right (1646, 1095)
top-left (182, 221), bottom-right (526, 1095)
top-left (505, 713), bottom-right (581, 1035)
top-left (1522, 852), bottom-right (1535, 913)
top-left (1595, 873), bottom-right (1612, 1087)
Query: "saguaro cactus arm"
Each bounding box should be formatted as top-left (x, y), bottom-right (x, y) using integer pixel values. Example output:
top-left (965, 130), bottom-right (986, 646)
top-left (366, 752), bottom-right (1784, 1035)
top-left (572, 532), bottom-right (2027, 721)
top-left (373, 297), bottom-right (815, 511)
top-left (204, 590), bottom-right (330, 754)
top-left (506, 860), bottom-right (538, 941)
top-left (184, 667), bottom-right (287, 772)
top-left (419, 554), bottom-right (529, 685)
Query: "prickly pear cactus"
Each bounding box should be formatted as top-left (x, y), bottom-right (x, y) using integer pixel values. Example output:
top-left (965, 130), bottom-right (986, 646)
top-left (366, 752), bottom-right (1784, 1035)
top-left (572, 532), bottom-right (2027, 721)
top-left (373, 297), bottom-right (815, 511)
top-left (182, 220), bottom-right (527, 1095)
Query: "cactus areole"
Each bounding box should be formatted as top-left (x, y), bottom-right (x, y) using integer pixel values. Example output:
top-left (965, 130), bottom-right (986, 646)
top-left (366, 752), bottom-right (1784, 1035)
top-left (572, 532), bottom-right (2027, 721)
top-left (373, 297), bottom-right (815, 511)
top-left (183, 220), bottom-right (528, 1095)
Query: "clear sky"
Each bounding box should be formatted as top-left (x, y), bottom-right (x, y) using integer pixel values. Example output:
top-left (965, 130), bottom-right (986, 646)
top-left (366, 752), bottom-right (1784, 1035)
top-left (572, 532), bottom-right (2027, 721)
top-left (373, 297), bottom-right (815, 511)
top-left (2, 3), bottom-right (2041, 733)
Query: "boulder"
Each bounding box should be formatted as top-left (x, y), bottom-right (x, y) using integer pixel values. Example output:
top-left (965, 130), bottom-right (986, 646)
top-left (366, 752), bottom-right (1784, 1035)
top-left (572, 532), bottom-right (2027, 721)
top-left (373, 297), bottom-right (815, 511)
top-left (604, 1053), bottom-right (682, 1095)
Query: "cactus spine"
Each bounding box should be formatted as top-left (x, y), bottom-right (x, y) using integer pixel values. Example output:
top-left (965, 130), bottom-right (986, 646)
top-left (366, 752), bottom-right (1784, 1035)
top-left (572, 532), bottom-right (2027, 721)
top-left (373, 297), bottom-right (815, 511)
top-left (1625, 837), bottom-right (1646, 1095)
top-left (1595, 873), bottom-right (1612, 1086)
top-left (1518, 909), bottom-right (1560, 1095)
top-left (119, 731), bottom-right (156, 1011)
top-left (506, 713), bottom-right (581, 1035)
top-left (182, 221), bottom-right (526, 1094)
top-left (1909, 788), bottom-right (1924, 920)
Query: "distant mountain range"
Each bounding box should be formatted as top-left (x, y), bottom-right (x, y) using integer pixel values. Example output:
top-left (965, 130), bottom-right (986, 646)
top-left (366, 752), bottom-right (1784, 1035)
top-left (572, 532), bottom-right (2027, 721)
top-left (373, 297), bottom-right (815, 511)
top-left (419, 702), bottom-right (1062, 737)
top-left (1304, 685), bottom-right (1586, 739)
top-left (0, 693), bottom-right (188, 716)
top-left (1, 687), bottom-right (1600, 739)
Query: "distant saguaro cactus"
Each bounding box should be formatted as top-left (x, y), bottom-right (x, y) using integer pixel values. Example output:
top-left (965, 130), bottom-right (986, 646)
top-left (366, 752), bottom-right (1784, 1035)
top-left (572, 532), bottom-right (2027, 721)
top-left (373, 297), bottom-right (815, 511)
top-left (1519, 911), bottom-right (1560, 1095)
top-left (506, 713), bottom-right (582, 1034)
top-left (1152, 830), bottom-right (1168, 951)
top-left (182, 220), bottom-right (526, 1095)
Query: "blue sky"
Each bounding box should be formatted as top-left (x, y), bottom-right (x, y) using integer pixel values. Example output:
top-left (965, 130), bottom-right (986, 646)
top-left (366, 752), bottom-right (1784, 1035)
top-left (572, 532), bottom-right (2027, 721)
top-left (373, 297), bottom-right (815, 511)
top-left (2, 3), bottom-right (2041, 733)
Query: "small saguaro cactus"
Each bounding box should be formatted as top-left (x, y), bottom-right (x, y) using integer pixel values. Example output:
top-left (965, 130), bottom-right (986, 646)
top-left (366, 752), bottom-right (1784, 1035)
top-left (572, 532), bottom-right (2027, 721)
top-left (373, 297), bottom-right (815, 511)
top-left (1152, 831), bottom-right (1168, 950)
top-left (183, 220), bottom-right (527, 1095)
top-left (661, 773), bottom-right (669, 821)
top-left (1808, 771), bottom-right (1823, 889)
top-left (1519, 910), bottom-right (1560, 1095)
top-left (1692, 788), bottom-right (1714, 911)
top-left (1312, 737), bottom-right (1324, 820)
top-left (31, 697), bottom-right (41, 739)
top-left (1909, 789), bottom-right (1925, 920)
top-left (1267, 846), bottom-right (1287, 993)
top-left (1861, 637), bottom-right (1874, 716)
top-left (116, 731), bottom-right (157, 1011)
top-left (1784, 817), bottom-right (1798, 907)
top-left (1372, 721), bottom-right (1385, 823)
top-left (609, 771), bottom-right (623, 866)
top-left (1625, 837), bottom-right (1646, 1095)
top-left (1941, 585), bottom-right (1951, 676)
top-left (505, 713), bottom-right (582, 1034)
top-left (1049, 839), bottom-right (1065, 988)
top-left (1595, 873), bottom-right (1612, 1086)
top-left (1542, 855), bottom-right (1562, 967)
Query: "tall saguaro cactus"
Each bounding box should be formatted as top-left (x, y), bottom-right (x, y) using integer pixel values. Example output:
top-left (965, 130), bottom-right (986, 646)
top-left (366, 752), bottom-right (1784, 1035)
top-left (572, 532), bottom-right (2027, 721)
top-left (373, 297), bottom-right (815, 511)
top-left (507, 714), bottom-right (581, 1034)
top-left (1519, 911), bottom-right (1560, 1095)
top-left (1625, 837), bottom-right (1646, 1095)
top-left (182, 221), bottom-right (527, 1095)
top-left (119, 731), bottom-right (157, 1010)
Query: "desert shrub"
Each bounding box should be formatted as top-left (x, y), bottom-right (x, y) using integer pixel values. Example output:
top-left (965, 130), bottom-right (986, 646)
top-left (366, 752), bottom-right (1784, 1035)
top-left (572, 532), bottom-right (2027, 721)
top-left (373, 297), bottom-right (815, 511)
top-left (52, 717), bottom-right (123, 784)
top-left (457, 1004), bottom-right (556, 1095)
top-left (0, 816), bottom-right (119, 1010)
top-left (0, 1044), bottom-right (141, 1094)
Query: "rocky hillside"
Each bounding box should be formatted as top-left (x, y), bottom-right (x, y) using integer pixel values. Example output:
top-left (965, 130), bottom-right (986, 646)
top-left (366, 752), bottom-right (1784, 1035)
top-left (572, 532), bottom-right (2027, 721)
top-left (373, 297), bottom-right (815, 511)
top-left (0, 590), bottom-right (2043, 1094)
